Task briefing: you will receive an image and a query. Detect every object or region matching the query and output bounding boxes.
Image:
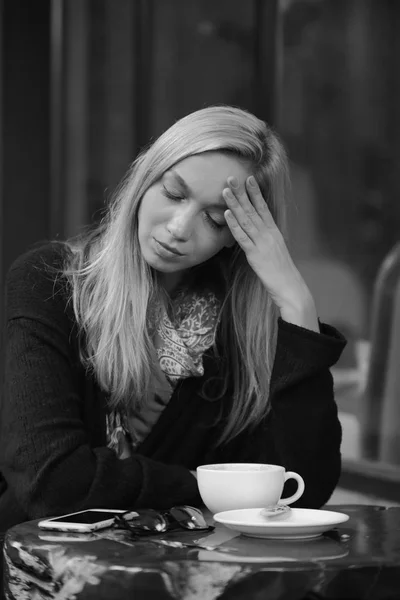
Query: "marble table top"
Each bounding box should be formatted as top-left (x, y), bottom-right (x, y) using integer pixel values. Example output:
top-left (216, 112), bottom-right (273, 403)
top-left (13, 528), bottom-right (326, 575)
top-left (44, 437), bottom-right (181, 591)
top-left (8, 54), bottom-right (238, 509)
top-left (4, 505), bottom-right (400, 600)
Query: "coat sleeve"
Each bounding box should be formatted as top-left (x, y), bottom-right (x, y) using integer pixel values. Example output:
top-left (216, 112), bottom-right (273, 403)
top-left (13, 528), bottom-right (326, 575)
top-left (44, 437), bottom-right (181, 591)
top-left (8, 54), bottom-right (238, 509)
top-left (210, 318), bottom-right (346, 509)
top-left (0, 245), bottom-right (200, 520)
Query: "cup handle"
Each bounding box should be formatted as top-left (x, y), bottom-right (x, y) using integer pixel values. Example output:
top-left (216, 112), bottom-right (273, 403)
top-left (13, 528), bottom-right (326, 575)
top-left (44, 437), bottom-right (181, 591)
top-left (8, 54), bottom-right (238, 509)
top-left (278, 471), bottom-right (305, 506)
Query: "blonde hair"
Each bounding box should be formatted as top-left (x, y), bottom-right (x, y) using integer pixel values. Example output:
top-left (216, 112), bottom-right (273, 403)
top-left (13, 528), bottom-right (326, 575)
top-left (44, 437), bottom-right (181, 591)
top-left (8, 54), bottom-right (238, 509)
top-left (61, 105), bottom-right (290, 445)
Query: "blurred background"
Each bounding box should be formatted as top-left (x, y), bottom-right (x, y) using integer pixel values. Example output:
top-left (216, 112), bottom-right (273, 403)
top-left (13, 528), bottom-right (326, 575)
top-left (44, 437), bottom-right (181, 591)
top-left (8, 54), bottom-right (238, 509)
top-left (1, 0), bottom-right (400, 503)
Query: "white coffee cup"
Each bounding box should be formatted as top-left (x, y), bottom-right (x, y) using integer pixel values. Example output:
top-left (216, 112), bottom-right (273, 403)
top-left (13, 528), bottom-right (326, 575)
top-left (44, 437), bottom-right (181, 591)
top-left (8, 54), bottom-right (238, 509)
top-left (196, 463), bottom-right (305, 515)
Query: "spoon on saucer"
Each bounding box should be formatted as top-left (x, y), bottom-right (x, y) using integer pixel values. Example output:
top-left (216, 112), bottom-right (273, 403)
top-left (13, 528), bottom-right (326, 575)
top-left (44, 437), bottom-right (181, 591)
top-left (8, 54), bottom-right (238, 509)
top-left (259, 505), bottom-right (291, 520)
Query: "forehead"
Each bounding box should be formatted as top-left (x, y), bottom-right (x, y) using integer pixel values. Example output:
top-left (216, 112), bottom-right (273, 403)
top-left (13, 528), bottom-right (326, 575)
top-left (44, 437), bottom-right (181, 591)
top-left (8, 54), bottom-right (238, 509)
top-left (167, 152), bottom-right (251, 192)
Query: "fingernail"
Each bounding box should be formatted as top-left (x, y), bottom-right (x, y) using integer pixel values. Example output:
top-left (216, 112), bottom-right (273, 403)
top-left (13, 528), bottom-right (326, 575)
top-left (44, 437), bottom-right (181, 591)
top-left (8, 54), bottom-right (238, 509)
top-left (248, 176), bottom-right (256, 187)
top-left (229, 177), bottom-right (239, 189)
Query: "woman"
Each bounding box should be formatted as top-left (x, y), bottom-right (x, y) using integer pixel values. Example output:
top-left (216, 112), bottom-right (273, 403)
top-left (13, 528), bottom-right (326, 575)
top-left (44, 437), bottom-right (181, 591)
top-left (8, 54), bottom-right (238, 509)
top-left (0, 105), bottom-right (346, 535)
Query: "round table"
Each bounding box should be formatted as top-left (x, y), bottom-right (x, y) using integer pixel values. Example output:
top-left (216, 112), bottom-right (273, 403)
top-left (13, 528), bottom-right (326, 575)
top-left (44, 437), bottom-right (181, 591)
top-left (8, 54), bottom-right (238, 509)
top-left (3, 505), bottom-right (400, 599)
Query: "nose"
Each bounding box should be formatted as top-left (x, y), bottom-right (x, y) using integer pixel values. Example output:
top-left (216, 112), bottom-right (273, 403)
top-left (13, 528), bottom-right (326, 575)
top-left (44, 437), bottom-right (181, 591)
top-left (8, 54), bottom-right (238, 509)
top-left (166, 207), bottom-right (194, 241)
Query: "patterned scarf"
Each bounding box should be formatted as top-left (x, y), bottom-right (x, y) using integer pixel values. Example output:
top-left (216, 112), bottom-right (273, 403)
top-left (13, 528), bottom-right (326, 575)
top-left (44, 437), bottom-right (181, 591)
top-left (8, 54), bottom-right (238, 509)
top-left (106, 287), bottom-right (221, 458)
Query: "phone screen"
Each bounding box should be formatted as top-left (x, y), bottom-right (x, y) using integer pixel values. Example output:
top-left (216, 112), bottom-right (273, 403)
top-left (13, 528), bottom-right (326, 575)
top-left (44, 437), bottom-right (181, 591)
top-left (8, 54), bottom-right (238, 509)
top-left (49, 510), bottom-right (120, 524)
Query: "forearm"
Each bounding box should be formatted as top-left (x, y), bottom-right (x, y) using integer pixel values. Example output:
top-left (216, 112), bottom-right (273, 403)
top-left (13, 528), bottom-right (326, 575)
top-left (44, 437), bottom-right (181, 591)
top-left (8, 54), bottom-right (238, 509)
top-left (2, 435), bottom-right (201, 519)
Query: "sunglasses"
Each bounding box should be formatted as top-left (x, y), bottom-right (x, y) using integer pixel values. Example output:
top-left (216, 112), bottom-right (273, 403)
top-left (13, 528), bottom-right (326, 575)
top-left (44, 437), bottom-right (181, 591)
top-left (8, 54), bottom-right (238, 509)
top-left (113, 505), bottom-right (214, 537)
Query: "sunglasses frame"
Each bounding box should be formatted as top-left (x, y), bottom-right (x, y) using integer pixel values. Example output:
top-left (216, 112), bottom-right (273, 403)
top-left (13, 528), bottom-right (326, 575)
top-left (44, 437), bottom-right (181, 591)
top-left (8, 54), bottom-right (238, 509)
top-left (113, 505), bottom-right (214, 537)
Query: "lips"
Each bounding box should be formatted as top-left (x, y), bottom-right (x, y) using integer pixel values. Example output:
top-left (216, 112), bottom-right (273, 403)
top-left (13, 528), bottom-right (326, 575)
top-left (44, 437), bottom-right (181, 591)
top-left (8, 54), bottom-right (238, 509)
top-left (155, 240), bottom-right (184, 256)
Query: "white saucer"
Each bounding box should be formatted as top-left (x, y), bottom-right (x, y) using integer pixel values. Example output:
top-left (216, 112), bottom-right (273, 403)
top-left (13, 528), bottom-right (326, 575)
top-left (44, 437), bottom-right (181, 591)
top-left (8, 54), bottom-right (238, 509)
top-left (213, 508), bottom-right (350, 540)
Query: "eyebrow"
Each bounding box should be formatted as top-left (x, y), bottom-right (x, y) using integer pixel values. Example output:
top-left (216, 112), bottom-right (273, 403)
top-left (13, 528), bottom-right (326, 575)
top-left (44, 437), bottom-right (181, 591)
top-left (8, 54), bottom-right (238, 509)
top-left (167, 169), bottom-right (227, 210)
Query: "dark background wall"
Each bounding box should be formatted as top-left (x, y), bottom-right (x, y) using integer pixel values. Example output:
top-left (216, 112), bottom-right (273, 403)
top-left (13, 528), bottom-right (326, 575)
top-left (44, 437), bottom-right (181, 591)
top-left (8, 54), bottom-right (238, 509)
top-left (1, 0), bottom-right (51, 299)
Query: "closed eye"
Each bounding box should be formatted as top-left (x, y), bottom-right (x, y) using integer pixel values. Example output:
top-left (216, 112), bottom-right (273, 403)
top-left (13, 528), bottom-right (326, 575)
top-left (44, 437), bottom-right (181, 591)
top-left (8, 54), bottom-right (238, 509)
top-left (162, 186), bottom-right (226, 231)
top-left (162, 187), bottom-right (184, 202)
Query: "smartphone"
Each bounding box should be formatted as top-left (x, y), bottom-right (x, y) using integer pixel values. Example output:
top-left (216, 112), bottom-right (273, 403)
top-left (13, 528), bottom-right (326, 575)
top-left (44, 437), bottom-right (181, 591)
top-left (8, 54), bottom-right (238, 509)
top-left (38, 508), bottom-right (133, 533)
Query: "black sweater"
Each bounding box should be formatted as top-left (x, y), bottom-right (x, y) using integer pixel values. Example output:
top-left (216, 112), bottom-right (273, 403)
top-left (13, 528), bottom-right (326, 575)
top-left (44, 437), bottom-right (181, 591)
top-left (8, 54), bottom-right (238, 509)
top-left (0, 242), bottom-right (346, 534)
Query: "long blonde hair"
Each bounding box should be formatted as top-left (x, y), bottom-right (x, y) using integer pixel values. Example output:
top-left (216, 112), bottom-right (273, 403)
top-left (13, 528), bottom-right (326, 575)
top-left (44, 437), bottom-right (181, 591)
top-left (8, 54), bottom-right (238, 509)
top-left (61, 105), bottom-right (290, 445)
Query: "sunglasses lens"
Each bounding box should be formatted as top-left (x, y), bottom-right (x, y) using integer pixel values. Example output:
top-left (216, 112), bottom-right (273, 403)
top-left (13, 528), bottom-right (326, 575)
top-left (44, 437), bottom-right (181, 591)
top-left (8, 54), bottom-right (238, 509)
top-left (123, 509), bottom-right (168, 533)
top-left (169, 506), bottom-right (209, 530)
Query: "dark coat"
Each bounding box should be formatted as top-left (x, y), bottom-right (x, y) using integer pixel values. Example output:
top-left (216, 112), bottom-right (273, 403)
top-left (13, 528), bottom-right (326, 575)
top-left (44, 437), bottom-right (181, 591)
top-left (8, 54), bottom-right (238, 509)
top-left (0, 242), bottom-right (346, 535)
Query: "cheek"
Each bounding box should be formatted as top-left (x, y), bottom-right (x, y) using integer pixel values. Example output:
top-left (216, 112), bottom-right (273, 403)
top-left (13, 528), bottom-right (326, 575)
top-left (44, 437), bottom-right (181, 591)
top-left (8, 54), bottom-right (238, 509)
top-left (138, 192), bottom-right (161, 230)
top-left (194, 234), bottom-right (228, 261)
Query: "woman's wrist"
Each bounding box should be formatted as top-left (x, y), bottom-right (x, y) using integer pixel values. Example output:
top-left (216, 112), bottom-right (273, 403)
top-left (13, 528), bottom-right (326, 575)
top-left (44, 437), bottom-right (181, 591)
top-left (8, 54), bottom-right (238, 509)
top-left (279, 290), bottom-right (320, 333)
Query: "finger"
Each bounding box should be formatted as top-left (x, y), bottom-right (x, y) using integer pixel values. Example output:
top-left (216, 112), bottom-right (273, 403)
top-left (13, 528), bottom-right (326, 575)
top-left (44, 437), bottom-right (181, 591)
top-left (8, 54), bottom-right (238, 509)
top-left (227, 177), bottom-right (264, 227)
top-left (245, 176), bottom-right (277, 228)
top-left (224, 209), bottom-right (253, 249)
top-left (223, 188), bottom-right (259, 242)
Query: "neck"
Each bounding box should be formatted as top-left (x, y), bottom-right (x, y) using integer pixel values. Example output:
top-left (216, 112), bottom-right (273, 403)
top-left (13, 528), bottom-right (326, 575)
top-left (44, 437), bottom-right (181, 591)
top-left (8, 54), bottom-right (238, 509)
top-left (161, 272), bottom-right (184, 296)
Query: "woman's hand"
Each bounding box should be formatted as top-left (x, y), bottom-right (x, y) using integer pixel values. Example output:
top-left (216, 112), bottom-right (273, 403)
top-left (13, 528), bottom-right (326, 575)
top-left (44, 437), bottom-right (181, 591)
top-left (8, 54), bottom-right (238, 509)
top-left (223, 175), bottom-right (319, 332)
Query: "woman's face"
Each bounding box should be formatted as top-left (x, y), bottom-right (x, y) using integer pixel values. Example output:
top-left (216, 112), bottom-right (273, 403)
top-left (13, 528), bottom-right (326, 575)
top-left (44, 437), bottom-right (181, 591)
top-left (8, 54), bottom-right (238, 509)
top-left (138, 152), bottom-right (251, 292)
